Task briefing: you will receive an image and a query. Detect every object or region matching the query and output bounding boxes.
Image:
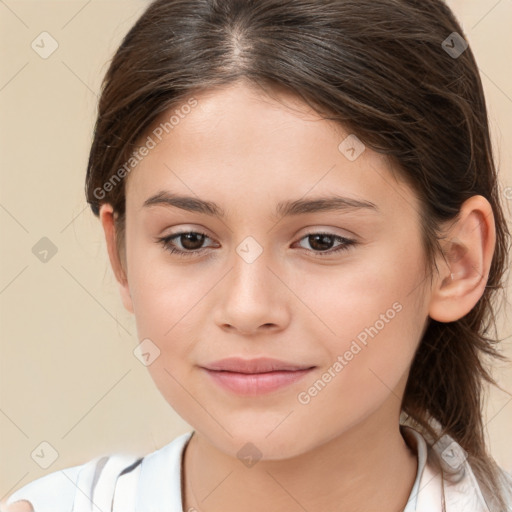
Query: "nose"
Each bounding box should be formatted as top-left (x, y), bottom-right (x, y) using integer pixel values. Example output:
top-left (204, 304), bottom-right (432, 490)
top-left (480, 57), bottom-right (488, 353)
top-left (214, 248), bottom-right (290, 335)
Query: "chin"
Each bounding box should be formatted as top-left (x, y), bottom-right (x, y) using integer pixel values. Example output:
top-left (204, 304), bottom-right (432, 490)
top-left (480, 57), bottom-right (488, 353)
top-left (200, 420), bottom-right (317, 462)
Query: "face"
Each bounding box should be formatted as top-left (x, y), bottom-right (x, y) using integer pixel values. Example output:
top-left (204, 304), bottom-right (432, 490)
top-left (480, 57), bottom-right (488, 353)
top-left (115, 81), bottom-right (433, 459)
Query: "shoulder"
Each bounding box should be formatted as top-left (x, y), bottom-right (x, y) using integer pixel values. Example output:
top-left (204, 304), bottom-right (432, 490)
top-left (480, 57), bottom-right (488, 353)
top-left (403, 422), bottom-right (512, 511)
top-left (2, 432), bottom-right (194, 512)
top-left (3, 461), bottom-right (85, 512)
top-left (495, 466), bottom-right (512, 508)
top-left (2, 453), bottom-right (141, 512)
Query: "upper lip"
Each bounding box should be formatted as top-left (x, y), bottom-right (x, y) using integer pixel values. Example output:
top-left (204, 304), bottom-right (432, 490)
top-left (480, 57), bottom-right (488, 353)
top-left (202, 357), bottom-right (315, 374)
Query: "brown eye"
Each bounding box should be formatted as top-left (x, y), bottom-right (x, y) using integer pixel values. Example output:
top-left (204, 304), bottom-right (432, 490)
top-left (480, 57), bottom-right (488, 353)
top-left (156, 231), bottom-right (214, 257)
top-left (176, 232), bottom-right (207, 250)
top-left (296, 232), bottom-right (356, 257)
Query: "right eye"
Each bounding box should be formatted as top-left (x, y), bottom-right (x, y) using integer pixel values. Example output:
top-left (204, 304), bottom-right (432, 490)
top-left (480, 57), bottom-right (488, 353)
top-left (156, 230), bottom-right (217, 258)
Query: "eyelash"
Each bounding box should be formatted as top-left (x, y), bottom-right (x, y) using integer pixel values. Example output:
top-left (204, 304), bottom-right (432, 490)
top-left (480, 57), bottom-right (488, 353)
top-left (156, 230), bottom-right (357, 259)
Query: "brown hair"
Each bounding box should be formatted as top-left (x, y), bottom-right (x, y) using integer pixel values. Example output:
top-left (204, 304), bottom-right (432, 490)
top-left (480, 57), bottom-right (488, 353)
top-left (85, 0), bottom-right (512, 508)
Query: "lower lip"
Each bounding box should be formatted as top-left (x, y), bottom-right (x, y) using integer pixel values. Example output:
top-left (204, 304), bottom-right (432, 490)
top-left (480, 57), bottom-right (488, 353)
top-left (202, 368), bottom-right (314, 395)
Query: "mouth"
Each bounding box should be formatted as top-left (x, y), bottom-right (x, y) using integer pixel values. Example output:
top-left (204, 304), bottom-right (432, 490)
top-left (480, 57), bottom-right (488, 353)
top-left (201, 357), bottom-right (316, 395)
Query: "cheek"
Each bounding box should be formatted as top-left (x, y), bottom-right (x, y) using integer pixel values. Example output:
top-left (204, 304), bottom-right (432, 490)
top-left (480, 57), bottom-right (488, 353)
top-left (299, 239), bottom-right (426, 395)
top-left (293, 293), bottom-right (423, 436)
top-left (126, 256), bottom-right (204, 412)
top-left (126, 229), bottom-right (201, 329)
top-left (306, 236), bottom-right (424, 330)
top-left (128, 263), bottom-right (206, 346)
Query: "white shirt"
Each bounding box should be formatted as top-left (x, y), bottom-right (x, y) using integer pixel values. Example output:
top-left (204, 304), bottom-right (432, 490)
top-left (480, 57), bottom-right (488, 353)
top-left (6, 425), bottom-right (512, 511)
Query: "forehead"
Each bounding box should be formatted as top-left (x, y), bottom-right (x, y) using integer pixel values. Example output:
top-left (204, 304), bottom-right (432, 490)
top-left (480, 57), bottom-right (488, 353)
top-left (126, 82), bottom-right (419, 223)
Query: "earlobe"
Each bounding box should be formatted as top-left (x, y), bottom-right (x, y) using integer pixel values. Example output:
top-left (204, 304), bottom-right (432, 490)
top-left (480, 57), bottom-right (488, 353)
top-left (98, 204), bottom-right (134, 314)
top-left (428, 195), bottom-right (496, 323)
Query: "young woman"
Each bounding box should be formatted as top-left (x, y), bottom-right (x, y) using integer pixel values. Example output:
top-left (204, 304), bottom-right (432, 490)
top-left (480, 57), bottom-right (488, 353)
top-left (4, 0), bottom-right (512, 511)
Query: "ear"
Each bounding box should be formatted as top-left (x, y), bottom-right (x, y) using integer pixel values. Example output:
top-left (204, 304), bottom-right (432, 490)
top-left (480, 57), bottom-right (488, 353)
top-left (428, 195), bottom-right (496, 323)
top-left (98, 204), bottom-right (134, 314)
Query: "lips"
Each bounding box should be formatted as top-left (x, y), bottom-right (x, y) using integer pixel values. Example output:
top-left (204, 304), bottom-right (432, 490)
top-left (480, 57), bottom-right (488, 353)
top-left (201, 357), bottom-right (315, 395)
top-left (203, 357), bottom-right (314, 373)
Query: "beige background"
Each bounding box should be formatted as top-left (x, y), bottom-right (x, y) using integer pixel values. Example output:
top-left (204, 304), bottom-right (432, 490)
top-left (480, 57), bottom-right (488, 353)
top-left (1, 0), bottom-right (511, 498)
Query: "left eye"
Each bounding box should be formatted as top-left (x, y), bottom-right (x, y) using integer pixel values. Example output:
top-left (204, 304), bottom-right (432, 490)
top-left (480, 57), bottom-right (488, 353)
top-left (156, 231), bottom-right (357, 258)
top-left (295, 232), bottom-right (357, 256)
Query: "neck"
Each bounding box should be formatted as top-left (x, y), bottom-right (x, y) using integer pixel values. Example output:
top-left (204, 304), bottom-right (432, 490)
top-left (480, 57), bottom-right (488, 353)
top-left (182, 407), bottom-right (418, 512)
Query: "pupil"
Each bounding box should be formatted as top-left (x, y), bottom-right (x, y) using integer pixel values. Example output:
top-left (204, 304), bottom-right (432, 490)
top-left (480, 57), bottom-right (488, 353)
top-left (182, 233), bottom-right (205, 250)
top-left (310, 234), bottom-right (333, 251)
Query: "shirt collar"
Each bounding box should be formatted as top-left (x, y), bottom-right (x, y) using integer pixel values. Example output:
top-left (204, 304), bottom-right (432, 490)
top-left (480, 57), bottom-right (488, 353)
top-left (400, 424), bottom-right (493, 512)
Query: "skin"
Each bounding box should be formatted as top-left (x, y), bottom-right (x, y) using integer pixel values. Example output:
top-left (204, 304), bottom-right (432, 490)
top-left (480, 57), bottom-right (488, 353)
top-left (3, 80), bottom-right (496, 512)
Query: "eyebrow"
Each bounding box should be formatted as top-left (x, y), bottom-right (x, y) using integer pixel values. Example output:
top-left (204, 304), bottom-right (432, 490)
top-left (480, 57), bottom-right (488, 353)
top-left (143, 191), bottom-right (379, 218)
